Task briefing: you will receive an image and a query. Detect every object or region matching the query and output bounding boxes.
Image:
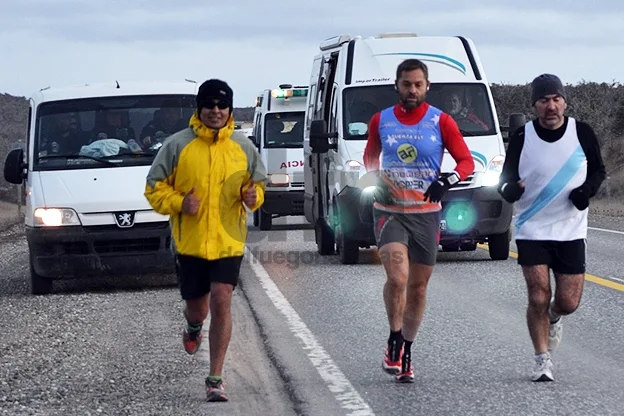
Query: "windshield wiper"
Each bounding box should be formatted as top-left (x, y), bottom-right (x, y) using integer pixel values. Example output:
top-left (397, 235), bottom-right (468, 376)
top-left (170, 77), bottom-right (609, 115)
top-left (37, 154), bottom-right (119, 166)
top-left (113, 151), bottom-right (154, 158)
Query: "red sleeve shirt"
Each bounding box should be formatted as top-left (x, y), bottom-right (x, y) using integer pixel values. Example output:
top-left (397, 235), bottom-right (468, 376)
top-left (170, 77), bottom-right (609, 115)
top-left (363, 103), bottom-right (474, 180)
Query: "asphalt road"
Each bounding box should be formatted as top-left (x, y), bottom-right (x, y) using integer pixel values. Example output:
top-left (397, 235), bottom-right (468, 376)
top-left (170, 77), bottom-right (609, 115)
top-left (243, 213), bottom-right (624, 416)
top-left (0, 223), bottom-right (296, 416)
top-left (2, 208), bottom-right (622, 416)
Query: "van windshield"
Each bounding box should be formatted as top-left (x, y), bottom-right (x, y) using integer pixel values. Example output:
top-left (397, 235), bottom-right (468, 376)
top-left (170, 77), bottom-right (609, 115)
top-left (263, 112), bottom-right (305, 149)
top-left (33, 94), bottom-right (196, 171)
top-left (343, 83), bottom-right (496, 139)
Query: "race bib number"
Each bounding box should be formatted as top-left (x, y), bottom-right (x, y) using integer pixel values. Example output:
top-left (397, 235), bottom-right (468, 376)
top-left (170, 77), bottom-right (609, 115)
top-left (382, 167), bottom-right (436, 192)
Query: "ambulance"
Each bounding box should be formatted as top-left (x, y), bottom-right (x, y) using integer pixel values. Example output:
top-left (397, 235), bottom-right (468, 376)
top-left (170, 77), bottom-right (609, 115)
top-left (249, 84), bottom-right (308, 230)
top-left (303, 33), bottom-right (526, 264)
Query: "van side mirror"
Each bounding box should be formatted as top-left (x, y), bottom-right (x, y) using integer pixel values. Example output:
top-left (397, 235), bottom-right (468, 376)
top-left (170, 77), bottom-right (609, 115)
top-left (310, 120), bottom-right (338, 153)
top-left (503, 113), bottom-right (526, 143)
top-left (4, 148), bottom-right (26, 185)
top-left (248, 135), bottom-right (259, 147)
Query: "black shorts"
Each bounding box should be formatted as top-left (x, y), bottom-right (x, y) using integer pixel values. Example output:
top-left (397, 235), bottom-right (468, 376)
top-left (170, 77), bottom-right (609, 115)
top-left (516, 239), bottom-right (586, 274)
top-left (373, 208), bottom-right (441, 266)
top-left (175, 254), bottom-right (243, 300)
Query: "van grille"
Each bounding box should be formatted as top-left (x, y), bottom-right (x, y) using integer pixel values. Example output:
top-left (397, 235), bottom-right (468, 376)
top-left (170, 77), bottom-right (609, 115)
top-left (94, 238), bottom-right (161, 254)
top-left (84, 221), bottom-right (169, 233)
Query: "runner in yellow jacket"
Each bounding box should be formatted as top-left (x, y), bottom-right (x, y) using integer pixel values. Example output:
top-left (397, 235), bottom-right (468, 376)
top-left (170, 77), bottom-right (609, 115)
top-left (144, 79), bottom-right (267, 402)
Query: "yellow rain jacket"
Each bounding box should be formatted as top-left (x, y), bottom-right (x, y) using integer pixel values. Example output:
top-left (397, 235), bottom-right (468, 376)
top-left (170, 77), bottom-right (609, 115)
top-left (144, 112), bottom-right (266, 261)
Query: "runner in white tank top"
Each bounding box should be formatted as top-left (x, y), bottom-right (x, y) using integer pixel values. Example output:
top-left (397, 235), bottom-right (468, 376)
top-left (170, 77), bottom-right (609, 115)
top-left (498, 74), bottom-right (606, 382)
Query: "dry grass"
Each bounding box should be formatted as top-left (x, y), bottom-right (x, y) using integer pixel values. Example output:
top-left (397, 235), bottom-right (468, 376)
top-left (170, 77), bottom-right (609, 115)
top-left (590, 199), bottom-right (624, 217)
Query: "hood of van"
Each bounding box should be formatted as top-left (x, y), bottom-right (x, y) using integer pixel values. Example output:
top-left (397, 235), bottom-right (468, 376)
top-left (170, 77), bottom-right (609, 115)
top-left (37, 166), bottom-right (153, 214)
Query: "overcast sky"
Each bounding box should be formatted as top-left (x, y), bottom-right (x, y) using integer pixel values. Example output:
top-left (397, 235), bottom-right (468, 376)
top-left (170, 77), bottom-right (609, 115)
top-left (1, 0), bottom-right (623, 107)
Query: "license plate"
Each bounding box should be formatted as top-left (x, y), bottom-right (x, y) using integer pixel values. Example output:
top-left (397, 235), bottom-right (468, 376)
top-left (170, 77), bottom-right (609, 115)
top-left (439, 220), bottom-right (447, 231)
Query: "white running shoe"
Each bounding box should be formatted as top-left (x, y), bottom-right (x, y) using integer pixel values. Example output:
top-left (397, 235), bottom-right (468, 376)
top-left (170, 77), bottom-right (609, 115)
top-left (531, 355), bottom-right (554, 382)
top-left (548, 318), bottom-right (563, 352)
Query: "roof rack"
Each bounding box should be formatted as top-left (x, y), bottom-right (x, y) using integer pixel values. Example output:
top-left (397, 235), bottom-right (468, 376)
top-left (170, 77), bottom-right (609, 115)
top-left (319, 34), bottom-right (352, 51)
top-left (376, 32), bottom-right (418, 39)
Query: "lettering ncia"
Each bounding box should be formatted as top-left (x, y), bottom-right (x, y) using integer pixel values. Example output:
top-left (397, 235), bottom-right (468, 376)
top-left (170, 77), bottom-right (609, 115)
top-left (280, 160), bottom-right (304, 169)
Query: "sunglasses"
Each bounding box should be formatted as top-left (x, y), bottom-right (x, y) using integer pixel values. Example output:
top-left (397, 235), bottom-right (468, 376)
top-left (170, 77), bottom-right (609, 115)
top-left (202, 99), bottom-right (230, 110)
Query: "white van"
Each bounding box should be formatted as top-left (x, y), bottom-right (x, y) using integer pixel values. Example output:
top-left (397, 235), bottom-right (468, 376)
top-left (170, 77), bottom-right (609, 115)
top-left (249, 85), bottom-right (308, 230)
top-left (303, 33), bottom-right (525, 264)
top-left (3, 80), bottom-right (198, 294)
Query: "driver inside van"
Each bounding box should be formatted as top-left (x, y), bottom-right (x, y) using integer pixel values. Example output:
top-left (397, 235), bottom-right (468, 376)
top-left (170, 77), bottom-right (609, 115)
top-left (445, 91), bottom-right (488, 131)
top-left (39, 112), bottom-right (85, 156)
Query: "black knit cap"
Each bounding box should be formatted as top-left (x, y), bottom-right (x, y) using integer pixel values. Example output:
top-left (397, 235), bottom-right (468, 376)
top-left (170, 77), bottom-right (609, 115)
top-left (531, 73), bottom-right (566, 105)
top-left (196, 79), bottom-right (233, 112)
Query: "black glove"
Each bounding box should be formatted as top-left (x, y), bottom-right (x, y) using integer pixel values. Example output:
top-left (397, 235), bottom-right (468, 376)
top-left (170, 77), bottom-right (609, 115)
top-left (499, 181), bottom-right (525, 203)
top-left (569, 187), bottom-right (589, 210)
top-left (423, 173), bottom-right (458, 203)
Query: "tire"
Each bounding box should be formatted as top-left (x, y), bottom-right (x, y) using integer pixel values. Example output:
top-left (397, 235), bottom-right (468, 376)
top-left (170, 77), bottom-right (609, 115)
top-left (259, 209), bottom-right (272, 231)
top-left (253, 211), bottom-right (259, 227)
top-left (488, 230), bottom-right (510, 260)
top-left (30, 261), bottom-right (52, 295)
top-left (315, 222), bottom-right (335, 255)
top-left (334, 201), bottom-right (359, 264)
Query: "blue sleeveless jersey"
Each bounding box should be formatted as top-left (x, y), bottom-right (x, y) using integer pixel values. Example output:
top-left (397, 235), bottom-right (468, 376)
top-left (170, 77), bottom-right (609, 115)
top-left (375, 105), bottom-right (444, 213)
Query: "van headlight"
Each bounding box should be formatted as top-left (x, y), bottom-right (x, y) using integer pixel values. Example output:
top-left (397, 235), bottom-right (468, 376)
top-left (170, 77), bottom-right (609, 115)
top-left (345, 160), bottom-right (362, 171)
top-left (267, 173), bottom-right (290, 187)
top-left (34, 208), bottom-right (81, 227)
top-left (482, 155), bottom-right (505, 186)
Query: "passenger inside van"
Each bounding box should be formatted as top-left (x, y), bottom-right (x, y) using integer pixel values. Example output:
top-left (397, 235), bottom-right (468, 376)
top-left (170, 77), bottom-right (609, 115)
top-left (140, 100), bottom-right (187, 147)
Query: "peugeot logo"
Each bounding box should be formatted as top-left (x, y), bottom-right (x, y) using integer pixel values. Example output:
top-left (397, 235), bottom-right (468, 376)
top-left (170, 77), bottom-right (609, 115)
top-left (114, 211), bottom-right (136, 228)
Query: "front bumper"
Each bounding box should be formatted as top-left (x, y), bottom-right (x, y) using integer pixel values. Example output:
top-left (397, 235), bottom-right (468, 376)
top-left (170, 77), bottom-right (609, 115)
top-left (263, 190), bottom-right (304, 215)
top-left (26, 221), bottom-right (175, 279)
top-left (439, 185), bottom-right (513, 244)
top-left (334, 184), bottom-right (512, 246)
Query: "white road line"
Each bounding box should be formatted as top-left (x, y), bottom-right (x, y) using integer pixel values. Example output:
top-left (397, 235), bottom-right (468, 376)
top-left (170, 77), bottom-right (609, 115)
top-left (588, 226), bottom-right (624, 236)
top-left (607, 276), bottom-right (624, 284)
top-left (244, 246), bottom-right (375, 416)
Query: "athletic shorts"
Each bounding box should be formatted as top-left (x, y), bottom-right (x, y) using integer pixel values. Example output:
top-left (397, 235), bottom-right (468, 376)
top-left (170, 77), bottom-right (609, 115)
top-left (373, 208), bottom-right (441, 266)
top-left (515, 239), bottom-right (586, 274)
top-left (175, 254), bottom-right (243, 300)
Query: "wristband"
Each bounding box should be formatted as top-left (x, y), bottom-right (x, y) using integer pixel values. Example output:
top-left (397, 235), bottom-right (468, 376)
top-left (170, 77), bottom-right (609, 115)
top-left (446, 172), bottom-right (460, 186)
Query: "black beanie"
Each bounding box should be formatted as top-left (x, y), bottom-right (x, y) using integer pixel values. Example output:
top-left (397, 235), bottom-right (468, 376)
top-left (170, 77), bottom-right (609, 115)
top-left (531, 74), bottom-right (566, 105)
top-left (196, 79), bottom-right (233, 112)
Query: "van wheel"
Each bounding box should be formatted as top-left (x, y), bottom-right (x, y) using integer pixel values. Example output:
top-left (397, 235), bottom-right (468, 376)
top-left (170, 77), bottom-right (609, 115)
top-left (253, 211), bottom-right (259, 227)
top-left (334, 202), bottom-right (359, 264)
top-left (30, 261), bottom-right (52, 295)
top-left (315, 222), bottom-right (335, 255)
top-left (488, 230), bottom-right (510, 260)
top-left (259, 209), bottom-right (272, 230)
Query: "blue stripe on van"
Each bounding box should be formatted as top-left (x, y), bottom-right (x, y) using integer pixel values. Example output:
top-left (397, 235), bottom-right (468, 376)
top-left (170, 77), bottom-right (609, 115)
top-left (373, 53), bottom-right (466, 74)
